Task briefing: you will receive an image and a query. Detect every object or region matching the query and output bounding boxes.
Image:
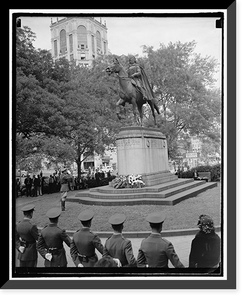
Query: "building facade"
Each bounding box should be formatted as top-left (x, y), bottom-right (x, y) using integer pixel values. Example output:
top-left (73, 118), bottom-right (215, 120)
top-left (50, 17), bottom-right (108, 66)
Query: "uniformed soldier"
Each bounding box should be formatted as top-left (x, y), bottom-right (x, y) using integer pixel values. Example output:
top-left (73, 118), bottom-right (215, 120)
top-left (60, 167), bottom-right (73, 211)
top-left (70, 209), bottom-right (104, 267)
top-left (37, 207), bottom-right (71, 267)
top-left (103, 213), bottom-right (137, 267)
top-left (15, 204), bottom-right (39, 267)
top-left (137, 212), bottom-right (185, 268)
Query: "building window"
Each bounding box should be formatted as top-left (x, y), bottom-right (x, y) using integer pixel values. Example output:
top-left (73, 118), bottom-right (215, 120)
top-left (77, 25), bottom-right (87, 49)
top-left (91, 35), bottom-right (95, 54)
top-left (96, 31), bottom-right (101, 49)
top-left (60, 29), bottom-right (67, 54)
top-left (69, 34), bottom-right (73, 52)
top-left (103, 41), bottom-right (107, 54)
top-left (54, 40), bottom-right (58, 57)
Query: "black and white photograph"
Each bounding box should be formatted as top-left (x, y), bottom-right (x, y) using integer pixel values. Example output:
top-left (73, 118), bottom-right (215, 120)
top-left (6, 5), bottom-right (237, 290)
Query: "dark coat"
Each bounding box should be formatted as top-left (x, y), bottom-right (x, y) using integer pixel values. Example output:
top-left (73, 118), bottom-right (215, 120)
top-left (16, 219), bottom-right (39, 262)
top-left (70, 227), bottom-right (103, 267)
top-left (103, 233), bottom-right (137, 267)
top-left (137, 233), bottom-right (184, 268)
top-left (37, 223), bottom-right (71, 267)
top-left (189, 231), bottom-right (221, 268)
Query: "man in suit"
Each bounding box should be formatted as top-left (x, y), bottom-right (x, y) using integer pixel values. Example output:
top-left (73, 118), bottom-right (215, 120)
top-left (137, 212), bottom-right (184, 268)
top-left (70, 209), bottom-right (104, 267)
top-left (37, 207), bottom-right (71, 267)
top-left (103, 213), bottom-right (137, 267)
top-left (15, 204), bottom-right (39, 267)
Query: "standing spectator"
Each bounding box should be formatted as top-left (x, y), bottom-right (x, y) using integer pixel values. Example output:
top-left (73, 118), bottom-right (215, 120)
top-left (137, 212), bottom-right (184, 268)
top-left (15, 204), bottom-right (39, 267)
top-left (48, 175), bottom-right (54, 194)
top-left (24, 175), bottom-right (32, 197)
top-left (41, 175), bottom-right (45, 195)
top-left (37, 207), bottom-right (71, 267)
top-left (33, 175), bottom-right (38, 197)
top-left (95, 169), bottom-right (100, 186)
top-left (189, 215), bottom-right (221, 268)
top-left (37, 175), bottom-right (42, 196)
top-left (16, 178), bottom-right (21, 198)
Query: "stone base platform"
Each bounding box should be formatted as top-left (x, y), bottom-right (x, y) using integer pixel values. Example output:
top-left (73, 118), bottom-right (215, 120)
top-left (66, 179), bottom-right (217, 206)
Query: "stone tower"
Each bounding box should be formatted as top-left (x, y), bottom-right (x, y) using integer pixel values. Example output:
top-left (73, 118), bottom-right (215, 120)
top-left (50, 17), bottom-right (108, 66)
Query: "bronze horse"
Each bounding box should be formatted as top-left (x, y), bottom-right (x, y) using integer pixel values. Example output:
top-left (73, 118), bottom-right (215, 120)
top-left (106, 59), bottom-right (160, 126)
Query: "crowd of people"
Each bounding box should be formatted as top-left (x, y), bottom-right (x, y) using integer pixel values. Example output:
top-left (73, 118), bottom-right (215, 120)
top-left (15, 200), bottom-right (221, 269)
top-left (15, 168), bottom-right (114, 199)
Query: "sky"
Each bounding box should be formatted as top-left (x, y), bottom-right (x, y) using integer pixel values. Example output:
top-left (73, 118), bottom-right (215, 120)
top-left (19, 14), bottom-right (222, 86)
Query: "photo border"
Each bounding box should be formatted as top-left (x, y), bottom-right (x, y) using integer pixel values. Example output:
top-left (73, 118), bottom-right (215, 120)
top-left (5, 2), bottom-right (236, 289)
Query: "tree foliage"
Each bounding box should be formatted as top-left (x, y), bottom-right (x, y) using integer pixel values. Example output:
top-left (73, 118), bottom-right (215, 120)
top-left (15, 26), bottom-right (221, 174)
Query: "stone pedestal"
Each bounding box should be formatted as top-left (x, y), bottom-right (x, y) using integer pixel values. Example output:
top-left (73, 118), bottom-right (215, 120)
top-left (116, 126), bottom-right (176, 186)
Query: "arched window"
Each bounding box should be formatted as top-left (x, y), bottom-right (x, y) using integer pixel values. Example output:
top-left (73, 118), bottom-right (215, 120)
top-left (77, 25), bottom-right (87, 49)
top-left (60, 29), bottom-right (67, 54)
top-left (96, 31), bottom-right (101, 50)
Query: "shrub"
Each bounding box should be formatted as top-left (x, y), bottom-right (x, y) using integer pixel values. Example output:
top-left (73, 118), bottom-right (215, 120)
top-left (178, 164), bottom-right (221, 181)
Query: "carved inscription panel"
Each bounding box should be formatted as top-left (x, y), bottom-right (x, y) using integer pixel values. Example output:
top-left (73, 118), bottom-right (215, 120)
top-left (116, 138), bottom-right (141, 148)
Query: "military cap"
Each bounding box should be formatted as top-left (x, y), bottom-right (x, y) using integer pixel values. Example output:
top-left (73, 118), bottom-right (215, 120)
top-left (108, 213), bottom-right (126, 225)
top-left (78, 209), bottom-right (94, 222)
top-left (146, 212), bottom-right (165, 224)
top-left (46, 207), bottom-right (61, 219)
top-left (21, 204), bottom-right (35, 212)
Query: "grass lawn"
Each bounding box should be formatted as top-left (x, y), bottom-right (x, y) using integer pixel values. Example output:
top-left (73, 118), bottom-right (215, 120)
top-left (15, 183), bottom-right (222, 232)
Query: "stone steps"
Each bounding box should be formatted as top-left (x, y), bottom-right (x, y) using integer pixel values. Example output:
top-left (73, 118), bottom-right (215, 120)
top-left (91, 178), bottom-right (194, 194)
top-left (73, 180), bottom-right (205, 200)
top-left (66, 180), bottom-right (217, 206)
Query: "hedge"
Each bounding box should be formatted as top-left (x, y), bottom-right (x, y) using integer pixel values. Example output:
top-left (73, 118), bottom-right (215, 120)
top-left (177, 164), bottom-right (221, 181)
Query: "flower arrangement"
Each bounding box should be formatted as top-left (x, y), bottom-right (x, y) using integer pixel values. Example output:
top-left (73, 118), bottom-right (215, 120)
top-left (112, 174), bottom-right (145, 189)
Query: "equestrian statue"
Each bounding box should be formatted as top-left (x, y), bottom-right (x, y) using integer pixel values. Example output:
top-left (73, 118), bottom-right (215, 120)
top-left (106, 56), bottom-right (160, 126)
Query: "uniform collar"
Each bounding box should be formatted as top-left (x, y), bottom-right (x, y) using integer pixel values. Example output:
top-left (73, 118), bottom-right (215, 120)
top-left (81, 227), bottom-right (90, 231)
top-left (113, 232), bottom-right (122, 236)
top-left (150, 232), bottom-right (161, 237)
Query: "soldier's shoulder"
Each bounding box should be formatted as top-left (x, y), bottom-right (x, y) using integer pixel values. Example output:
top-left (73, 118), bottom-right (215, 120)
top-left (161, 237), bottom-right (172, 246)
top-left (89, 230), bottom-right (98, 237)
top-left (41, 224), bottom-right (49, 231)
top-left (73, 229), bottom-right (81, 236)
top-left (105, 235), bottom-right (113, 242)
top-left (28, 219), bottom-right (38, 227)
top-left (121, 235), bottom-right (130, 242)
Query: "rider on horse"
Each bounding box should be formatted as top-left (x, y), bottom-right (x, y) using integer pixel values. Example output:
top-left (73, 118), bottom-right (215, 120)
top-left (127, 55), bottom-right (154, 102)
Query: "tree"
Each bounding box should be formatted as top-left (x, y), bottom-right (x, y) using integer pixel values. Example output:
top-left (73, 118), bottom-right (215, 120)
top-left (141, 41), bottom-right (221, 158)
